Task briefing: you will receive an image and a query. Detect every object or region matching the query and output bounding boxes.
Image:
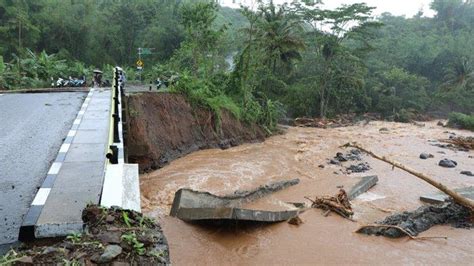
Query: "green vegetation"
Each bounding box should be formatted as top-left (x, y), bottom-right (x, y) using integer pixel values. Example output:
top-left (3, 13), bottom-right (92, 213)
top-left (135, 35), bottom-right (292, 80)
top-left (448, 112), bottom-right (474, 131)
top-left (1, 0), bottom-right (473, 131)
top-left (121, 232), bottom-right (146, 255)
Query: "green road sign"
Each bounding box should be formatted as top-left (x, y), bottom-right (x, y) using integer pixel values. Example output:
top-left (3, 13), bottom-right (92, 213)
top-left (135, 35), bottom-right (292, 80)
top-left (141, 48), bottom-right (152, 55)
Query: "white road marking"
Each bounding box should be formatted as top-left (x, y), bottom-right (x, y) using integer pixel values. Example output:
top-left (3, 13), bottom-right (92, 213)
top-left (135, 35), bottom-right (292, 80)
top-left (59, 143), bottom-right (70, 153)
top-left (67, 130), bottom-right (77, 137)
top-left (31, 188), bottom-right (51, 206)
top-left (73, 119), bottom-right (81, 125)
top-left (47, 162), bottom-right (62, 175)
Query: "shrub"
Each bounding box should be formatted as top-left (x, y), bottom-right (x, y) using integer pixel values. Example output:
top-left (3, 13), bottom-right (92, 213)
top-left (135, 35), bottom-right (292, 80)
top-left (447, 112), bottom-right (474, 131)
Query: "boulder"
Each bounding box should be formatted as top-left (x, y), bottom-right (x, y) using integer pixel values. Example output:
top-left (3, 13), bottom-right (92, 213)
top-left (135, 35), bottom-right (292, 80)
top-left (439, 159), bottom-right (457, 168)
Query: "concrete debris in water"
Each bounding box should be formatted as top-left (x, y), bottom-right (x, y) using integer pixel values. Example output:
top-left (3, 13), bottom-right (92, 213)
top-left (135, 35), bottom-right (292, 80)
top-left (357, 202), bottom-right (472, 238)
top-left (348, 175), bottom-right (379, 200)
top-left (170, 179), bottom-right (301, 222)
top-left (420, 186), bottom-right (474, 204)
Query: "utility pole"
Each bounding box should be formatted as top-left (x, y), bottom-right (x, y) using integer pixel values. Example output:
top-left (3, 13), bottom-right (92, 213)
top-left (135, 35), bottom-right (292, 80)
top-left (18, 15), bottom-right (22, 80)
top-left (136, 47), bottom-right (154, 83)
top-left (137, 47), bottom-right (142, 82)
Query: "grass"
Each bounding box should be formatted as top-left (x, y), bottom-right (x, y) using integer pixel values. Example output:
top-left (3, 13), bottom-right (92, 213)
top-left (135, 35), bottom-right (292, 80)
top-left (447, 112), bottom-right (474, 131)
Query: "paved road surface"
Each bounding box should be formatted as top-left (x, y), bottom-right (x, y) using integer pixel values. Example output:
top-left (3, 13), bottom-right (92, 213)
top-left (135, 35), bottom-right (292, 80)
top-left (0, 92), bottom-right (86, 248)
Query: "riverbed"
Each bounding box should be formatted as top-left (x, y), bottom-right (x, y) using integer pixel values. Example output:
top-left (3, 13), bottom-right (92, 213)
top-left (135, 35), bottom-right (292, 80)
top-left (141, 121), bottom-right (474, 265)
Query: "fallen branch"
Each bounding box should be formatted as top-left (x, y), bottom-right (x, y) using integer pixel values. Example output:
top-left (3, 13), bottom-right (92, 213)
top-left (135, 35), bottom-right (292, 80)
top-left (305, 189), bottom-right (354, 220)
top-left (342, 142), bottom-right (474, 212)
top-left (439, 136), bottom-right (474, 150)
top-left (355, 224), bottom-right (448, 240)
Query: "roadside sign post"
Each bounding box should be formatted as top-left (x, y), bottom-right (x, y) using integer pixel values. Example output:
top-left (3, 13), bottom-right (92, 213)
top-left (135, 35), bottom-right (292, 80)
top-left (136, 47), bottom-right (154, 82)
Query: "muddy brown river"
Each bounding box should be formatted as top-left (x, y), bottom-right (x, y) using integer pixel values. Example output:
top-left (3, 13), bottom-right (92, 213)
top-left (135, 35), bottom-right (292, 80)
top-left (141, 121), bottom-right (474, 265)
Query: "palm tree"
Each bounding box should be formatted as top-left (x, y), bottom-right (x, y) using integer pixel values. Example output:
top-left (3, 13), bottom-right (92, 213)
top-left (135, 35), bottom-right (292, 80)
top-left (255, 1), bottom-right (305, 74)
top-left (442, 57), bottom-right (474, 91)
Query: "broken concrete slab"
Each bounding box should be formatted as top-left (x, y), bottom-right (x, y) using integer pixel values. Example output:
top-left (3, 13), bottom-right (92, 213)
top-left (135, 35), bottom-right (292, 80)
top-left (420, 186), bottom-right (474, 204)
top-left (348, 175), bottom-right (379, 200)
top-left (170, 179), bottom-right (300, 222)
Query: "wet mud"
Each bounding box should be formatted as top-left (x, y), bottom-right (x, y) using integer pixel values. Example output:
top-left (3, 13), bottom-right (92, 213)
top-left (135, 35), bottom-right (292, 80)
top-left (141, 121), bottom-right (474, 265)
top-left (125, 92), bottom-right (266, 172)
top-left (359, 202), bottom-right (472, 238)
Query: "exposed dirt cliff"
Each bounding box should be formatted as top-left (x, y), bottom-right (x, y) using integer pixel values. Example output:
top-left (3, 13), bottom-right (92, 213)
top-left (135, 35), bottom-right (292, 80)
top-left (125, 92), bottom-right (266, 172)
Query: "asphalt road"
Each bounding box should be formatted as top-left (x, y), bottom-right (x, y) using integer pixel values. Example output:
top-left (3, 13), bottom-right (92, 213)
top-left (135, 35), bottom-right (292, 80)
top-left (0, 92), bottom-right (86, 248)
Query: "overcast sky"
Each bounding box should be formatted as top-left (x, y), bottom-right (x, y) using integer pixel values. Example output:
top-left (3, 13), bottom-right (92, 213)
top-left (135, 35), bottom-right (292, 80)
top-left (220, 0), bottom-right (436, 17)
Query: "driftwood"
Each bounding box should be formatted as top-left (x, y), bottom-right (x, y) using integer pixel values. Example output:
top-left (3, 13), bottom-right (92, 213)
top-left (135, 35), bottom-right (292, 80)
top-left (305, 189), bottom-right (354, 220)
top-left (343, 142), bottom-right (474, 212)
top-left (440, 136), bottom-right (474, 150)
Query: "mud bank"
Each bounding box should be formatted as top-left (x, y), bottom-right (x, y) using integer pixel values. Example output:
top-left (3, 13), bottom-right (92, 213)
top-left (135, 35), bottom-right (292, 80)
top-left (126, 92), bottom-right (266, 172)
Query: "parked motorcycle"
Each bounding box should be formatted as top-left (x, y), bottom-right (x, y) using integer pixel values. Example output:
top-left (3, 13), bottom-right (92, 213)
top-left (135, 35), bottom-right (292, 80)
top-left (51, 76), bottom-right (86, 88)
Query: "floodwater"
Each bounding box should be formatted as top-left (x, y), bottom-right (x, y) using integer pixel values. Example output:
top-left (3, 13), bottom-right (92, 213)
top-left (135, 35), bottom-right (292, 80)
top-left (141, 121), bottom-right (474, 265)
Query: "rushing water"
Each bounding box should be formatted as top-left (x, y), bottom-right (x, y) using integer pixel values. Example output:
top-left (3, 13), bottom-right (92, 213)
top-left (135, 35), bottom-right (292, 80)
top-left (141, 121), bottom-right (474, 265)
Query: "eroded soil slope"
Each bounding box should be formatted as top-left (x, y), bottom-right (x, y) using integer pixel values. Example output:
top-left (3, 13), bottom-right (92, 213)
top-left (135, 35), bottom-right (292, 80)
top-left (126, 92), bottom-right (266, 172)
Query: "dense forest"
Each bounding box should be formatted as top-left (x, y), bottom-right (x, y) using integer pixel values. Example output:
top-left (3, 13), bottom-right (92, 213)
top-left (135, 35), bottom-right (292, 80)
top-left (1, 0), bottom-right (473, 130)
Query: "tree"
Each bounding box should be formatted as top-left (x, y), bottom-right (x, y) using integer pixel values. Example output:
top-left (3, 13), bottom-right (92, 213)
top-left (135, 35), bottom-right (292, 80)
top-left (298, 2), bottom-right (381, 117)
top-left (442, 57), bottom-right (474, 91)
top-left (254, 1), bottom-right (305, 74)
top-left (171, 1), bottom-right (224, 77)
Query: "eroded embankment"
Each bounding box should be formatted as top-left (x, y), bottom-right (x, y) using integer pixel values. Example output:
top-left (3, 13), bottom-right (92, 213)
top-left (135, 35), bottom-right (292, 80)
top-left (126, 92), bottom-right (266, 172)
top-left (141, 121), bottom-right (474, 265)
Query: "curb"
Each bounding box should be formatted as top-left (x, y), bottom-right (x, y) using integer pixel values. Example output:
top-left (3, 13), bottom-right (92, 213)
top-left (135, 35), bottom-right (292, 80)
top-left (19, 89), bottom-right (95, 241)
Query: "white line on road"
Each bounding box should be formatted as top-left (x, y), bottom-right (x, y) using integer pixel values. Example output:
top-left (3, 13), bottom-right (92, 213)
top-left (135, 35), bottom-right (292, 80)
top-left (67, 130), bottom-right (77, 137)
top-left (59, 143), bottom-right (70, 153)
top-left (31, 188), bottom-right (51, 206)
top-left (47, 162), bottom-right (62, 175)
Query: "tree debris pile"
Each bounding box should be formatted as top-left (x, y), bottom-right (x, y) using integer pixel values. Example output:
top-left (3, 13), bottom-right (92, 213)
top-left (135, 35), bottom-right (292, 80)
top-left (440, 136), bottom-right (474, 150)
top-left (294, 113), bottom-right (381, 128)
top-left (2, 205), bottom-right (169, 265)
top-left (306, 189), bottom-right (354, 219)
top-left (357, 202), bottom-right (472, 238)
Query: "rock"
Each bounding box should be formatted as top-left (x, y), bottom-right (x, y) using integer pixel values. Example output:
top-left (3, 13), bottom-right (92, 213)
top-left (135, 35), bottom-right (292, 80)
top-left (41, 246), bottom-right (58, 255)
top-left (137, 232), bottom-right (157, 246)
top-left (379, 127), bottom-right (389, 132)
top-left (346, 163), bottom-right (370, 173)
top-left (288, 216), bottom-right (303, 225)
top-left (106, 215), bottom-right (115, 223)
top-left (460, 171), bottom-right (474, 176)
top-left (419, 153), bottom-right (433, 159)
top-left (17, 256), bottom-right (33, 264)
top-left (335, 152), bottom-right (347, 162)
top-left (437, 121), bottom-right (445, 126)
top-left (97, 231), bottom-right (121, 244)
top-left (218, 140), bottom-right (231, 150)
top-left (61, 242), bottom-right (75, 250)
top-left (329, 159), bottom-right (340, 165)
top-left (318, 164), bottom-right (325, 168)
top-left (97, 245), bottom-right (122, 263)
top-left (113, 262), bottom-right (131, 266)
top-left (439, 159), bottom-right (457, 168)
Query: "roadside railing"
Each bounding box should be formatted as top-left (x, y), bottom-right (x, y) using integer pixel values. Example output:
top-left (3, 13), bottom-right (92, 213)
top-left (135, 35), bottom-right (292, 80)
top-left (101, 67), bottom-right (140, 212)
top-left (106, 67), bottom-right (125, 164)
